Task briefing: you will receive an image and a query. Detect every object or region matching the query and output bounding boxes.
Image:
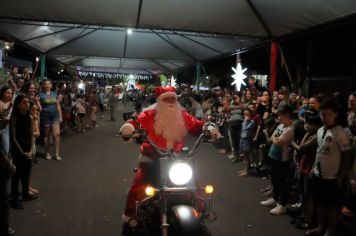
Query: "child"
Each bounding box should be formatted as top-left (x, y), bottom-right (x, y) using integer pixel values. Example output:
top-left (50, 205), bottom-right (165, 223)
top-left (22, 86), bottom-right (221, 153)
top-left (29, 102), bottom-right (40, 195)
top-left (75, 95), bottom-right (88, 133)
top-left (238, 108), bottom-right (256, 177)
top-left (10, 94), bottom-right (38, 209)
top-left (306, 100), bottom-right (351, 236)
top-left (260, 105), bottom-right (294, 215)
top-left (247, 103), bottom-right (262, 169)
top-left (91, 101), bottom-right (98, 128)
top-left (259, 117), bottom-right (278, 196)
top-left (61, 95), bottom-right (72, 133)
top-left (291, 111), bottom-right (322, 230)
top-left (258, 116), bottom-right (277, 177)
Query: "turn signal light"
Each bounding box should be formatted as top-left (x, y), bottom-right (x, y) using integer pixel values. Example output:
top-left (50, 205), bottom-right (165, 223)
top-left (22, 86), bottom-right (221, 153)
top-left (145, 186), bottom-right (155, 196)
top-left (205, 185), bottom-right (214, 195)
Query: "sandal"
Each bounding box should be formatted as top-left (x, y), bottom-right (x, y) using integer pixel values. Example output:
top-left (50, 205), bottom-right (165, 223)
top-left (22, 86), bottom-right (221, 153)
top-left (29, 187), bottom-right (39, 194)
top-left (238, 170), bottom-right (248, 177)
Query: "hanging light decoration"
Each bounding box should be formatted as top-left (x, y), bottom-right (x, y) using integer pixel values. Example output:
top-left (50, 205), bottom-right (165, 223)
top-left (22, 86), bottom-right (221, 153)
top-left (231, 62), bottom-right (247, 91)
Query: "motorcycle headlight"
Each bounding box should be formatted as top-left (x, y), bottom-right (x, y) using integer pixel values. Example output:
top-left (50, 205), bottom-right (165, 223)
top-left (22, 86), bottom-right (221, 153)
top-left (168, 162), bottom-right (193, 186)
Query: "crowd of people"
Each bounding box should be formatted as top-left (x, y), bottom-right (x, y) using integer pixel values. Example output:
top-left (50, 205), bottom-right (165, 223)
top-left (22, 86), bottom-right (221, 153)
top-left (0, 66), bottom-right (125, 235)
top-left (170, 79), bottom-right (355, 236)
top-left (119, 79), bottom-right (356, 235)
top-left (1, 65), bottom-right (356, 235)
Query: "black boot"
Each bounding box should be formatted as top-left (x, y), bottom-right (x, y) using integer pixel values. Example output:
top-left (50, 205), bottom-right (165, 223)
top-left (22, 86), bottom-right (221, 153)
top-left (121, 223), bottom-right (132, 236)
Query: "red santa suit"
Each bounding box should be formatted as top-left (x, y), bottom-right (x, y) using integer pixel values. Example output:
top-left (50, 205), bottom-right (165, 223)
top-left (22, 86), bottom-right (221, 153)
top-left (120, 87), bottom-right (204, 221)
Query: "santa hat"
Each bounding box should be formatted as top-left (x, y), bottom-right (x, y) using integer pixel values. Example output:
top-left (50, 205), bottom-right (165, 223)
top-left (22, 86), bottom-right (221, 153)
top-left (154, 86), bottom-right (177, 100)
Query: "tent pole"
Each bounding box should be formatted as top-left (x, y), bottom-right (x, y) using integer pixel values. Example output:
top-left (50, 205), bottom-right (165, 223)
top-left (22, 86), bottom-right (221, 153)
top-left (173, 32), bottom-right (223, 54)
top-left (46, 26), bottom-right (102, 53)
top-left (40, 55), bottom-right (46, 81)
top-left (278, 44), bottom-right (293, 85)
top-left (135, 0), bottom-right (143, 28)
top-left (269, 42), bottom-right (278, 92)
top-left (24, 24), bottom-right (85, 42)
top-left (246, 0), bottom-right (273, 38)
top-left (153, 30), bottom-right (198, 62)
top-left (68, 56), bottom-right (89, 66)
top-left (196, 62), bottom-right (201, 90)
top-left (306, 42), bottom-right (313, 96)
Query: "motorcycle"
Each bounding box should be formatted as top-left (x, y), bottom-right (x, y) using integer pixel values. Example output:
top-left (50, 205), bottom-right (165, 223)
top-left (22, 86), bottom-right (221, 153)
top-left (122, 127), bottom-right (217, 236)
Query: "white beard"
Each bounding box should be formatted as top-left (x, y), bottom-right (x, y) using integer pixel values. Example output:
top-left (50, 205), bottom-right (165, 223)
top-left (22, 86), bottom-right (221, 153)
top-left (154, 100), bottom-right (187, 149)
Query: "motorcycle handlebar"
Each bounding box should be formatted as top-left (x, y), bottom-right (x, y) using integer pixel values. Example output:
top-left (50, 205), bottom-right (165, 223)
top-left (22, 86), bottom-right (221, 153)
top-left (119, 128), bottom-right (207, 158)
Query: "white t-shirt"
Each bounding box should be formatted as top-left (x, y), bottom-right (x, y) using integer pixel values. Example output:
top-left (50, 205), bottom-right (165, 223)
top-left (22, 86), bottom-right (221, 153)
top-left (75, 99), bottom-right (87, 114)
top-left (313, 125), bottom-right (351, 179)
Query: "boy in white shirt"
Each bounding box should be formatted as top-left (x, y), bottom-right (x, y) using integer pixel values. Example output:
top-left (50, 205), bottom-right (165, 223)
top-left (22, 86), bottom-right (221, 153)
top-left (306, 99), bottom-right (351, 236)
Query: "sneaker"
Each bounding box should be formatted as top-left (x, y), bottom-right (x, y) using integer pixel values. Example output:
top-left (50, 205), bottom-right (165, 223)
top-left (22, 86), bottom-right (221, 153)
top-left (82, 129), bottom-right (86, 133)
top-left (263, 189), bottom-right (273, 197)
top-left (45, 153), bottom-right (52, 160)
top-left (9, 200), bottom-right (24, 209)
top-left (55, 155), bottom-right (62, 161)
top-left (217, 149), bottom-right (227, 154)
top-left (270, 204), bottom-right (287, 215)
top-left (260, 186), bottom-right (272, 193)
top-left (291, 202), bottom-right (302, 209)
top-left (227, 153), bottom-right (235, 159)
top-left (260, 198), bottom-right (277, 207)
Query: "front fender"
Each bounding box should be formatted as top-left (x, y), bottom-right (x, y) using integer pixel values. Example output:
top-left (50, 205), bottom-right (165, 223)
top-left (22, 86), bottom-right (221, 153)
top-left (169, 205), bottom-right (202, 236)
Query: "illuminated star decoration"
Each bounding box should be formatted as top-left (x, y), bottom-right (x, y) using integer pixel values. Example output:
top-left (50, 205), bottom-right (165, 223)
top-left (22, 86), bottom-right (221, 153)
top-left (231, 63), bottom-right (247, 91)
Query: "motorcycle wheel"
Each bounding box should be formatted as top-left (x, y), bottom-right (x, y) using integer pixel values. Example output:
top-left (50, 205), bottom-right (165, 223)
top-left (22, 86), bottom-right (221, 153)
top-left (121, 223), bottom-right (146, 236)
top-left (169, 205), bottom-right (206, 236)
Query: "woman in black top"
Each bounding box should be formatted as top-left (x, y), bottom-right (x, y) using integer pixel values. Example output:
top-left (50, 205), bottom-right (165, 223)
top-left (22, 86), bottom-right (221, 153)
top-left (9, 94), bottom-right (38, 209)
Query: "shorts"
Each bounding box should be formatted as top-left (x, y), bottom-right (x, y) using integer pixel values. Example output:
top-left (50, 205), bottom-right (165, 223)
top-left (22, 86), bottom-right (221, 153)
top-left (41, 111), bottom-right (60, 127)
top-left (240, 139), bottom-right (253, 152)
top-left (312, 175), bottom-right (342, 207)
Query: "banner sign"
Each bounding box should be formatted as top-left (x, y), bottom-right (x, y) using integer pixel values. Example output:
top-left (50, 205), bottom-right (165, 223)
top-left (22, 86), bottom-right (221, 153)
top-left (78, 71), bottom-right (153, 80)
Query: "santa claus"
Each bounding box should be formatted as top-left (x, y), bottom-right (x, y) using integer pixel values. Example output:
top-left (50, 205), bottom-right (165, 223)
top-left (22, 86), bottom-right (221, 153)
top-left (120, 86), bottom-right (207, 223)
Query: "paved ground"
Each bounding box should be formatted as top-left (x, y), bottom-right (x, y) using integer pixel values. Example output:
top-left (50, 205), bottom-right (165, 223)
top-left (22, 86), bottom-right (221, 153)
top-left (8, 104), bottom-right (342, 236)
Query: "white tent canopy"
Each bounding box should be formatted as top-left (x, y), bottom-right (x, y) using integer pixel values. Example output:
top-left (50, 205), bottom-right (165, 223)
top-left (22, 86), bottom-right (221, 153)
top-left (0, 0), bottom-right (356, 73)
